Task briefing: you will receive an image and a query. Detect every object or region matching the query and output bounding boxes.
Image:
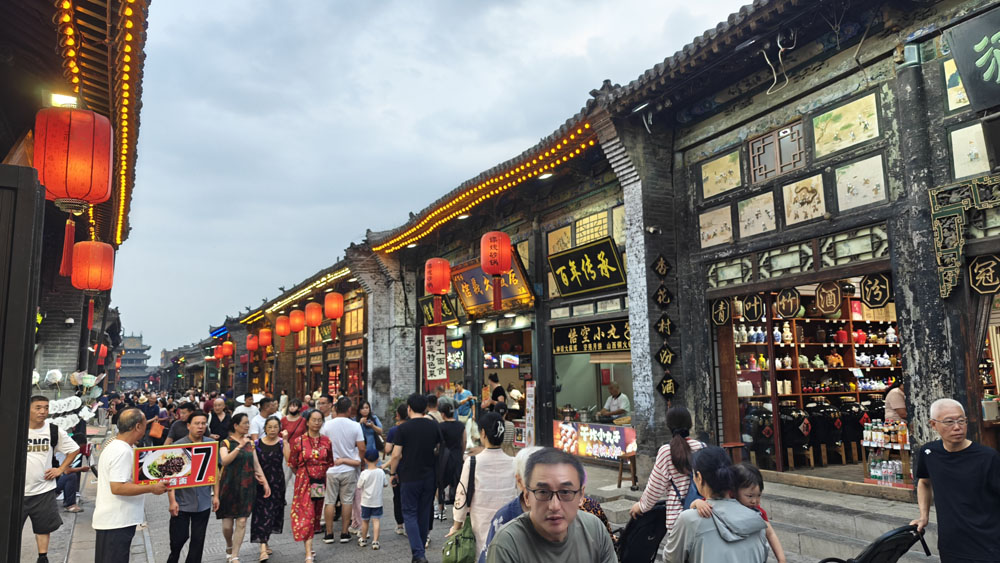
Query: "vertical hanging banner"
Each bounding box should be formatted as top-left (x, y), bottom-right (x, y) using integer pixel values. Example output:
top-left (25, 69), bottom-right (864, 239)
top-left (524, 380), bottom-right (535, 447)
top-left (421, 325), bottom-right (448, 391)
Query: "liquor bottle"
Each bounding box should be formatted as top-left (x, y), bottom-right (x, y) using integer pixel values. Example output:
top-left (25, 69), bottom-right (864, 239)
top-left (898, 423), bottom-right (907, 446)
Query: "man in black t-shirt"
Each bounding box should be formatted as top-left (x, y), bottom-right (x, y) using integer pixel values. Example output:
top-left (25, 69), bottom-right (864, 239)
top-left (389, 393), bottom-right (441, 563)
top-left (911, 398), bottom-right (1000, 563)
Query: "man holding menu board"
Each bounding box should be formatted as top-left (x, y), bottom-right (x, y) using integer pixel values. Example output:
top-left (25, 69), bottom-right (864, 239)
top-left (93, 408), bottom-right (168, 563)
top-left (166, 410), bottom-right (213, 563)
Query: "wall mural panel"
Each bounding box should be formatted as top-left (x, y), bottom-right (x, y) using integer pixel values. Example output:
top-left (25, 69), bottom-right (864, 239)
top-left (701, 150), bottom-right (742, 199)
top-left (737, 192), bottom-right (776, 238)
top-left (782, 174), bottom-right (826, 226)
top-left (950, 122), bottom-right (990, 180)
top-left (699, 206), bottom-right (734, 248)
top-left (835, 154), bottom-right (886, 212)
top-left (812, 93), bottom-right (880, 159)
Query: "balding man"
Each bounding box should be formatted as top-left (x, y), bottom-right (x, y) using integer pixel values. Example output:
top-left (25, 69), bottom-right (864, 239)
top-left (93, 408), bottom-right (168, 563)
top-left (598, 383), bottom-right (630, 420)
top-left (911, 398), bottom-right (1000, 563)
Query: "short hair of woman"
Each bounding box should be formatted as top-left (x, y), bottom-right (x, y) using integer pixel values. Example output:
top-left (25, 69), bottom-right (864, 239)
top-left (229, 412), bottom-right (248, 433)
top-left (693, 446), bottom-right (735, 499)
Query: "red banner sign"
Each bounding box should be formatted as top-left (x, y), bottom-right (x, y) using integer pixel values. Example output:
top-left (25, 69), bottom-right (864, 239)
top-left (133, 441), bottom-right (218, 489)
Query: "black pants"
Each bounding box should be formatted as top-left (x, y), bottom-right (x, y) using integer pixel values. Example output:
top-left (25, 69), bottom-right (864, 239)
top-left (167, 509), bottom-right (211, 563)
top-left (95, 526), bottom-right (136, 563)
top-left (392, 483), bottom-right (403, 525)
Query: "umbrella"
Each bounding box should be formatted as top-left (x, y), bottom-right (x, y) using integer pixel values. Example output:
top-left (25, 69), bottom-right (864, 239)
top-left (236, 393), bottom-right (266, 404)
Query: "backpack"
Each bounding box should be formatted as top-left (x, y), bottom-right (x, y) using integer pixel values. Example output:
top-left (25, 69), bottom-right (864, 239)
top-left (668, 442), bottom-right (704, 510)
top-left (616, 500), bottom-right (666, 563)
top-left (442, 456), bottom-right (477, 563)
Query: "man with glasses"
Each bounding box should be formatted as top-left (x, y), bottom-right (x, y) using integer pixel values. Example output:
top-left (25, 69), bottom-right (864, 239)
top-left (485, 448), bottom-right (615, 563)
top-left (911, 398), bottom-right (1000, 563)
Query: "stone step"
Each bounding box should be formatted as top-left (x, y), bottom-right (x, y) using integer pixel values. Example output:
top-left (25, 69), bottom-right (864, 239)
top-left (772, 521), bottom-right (940, 563)
top-left (601, 498), bottom-right (635, 528)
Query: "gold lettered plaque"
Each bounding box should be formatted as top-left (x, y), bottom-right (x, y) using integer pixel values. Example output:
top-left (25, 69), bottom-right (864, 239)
top-left (969, 255), bottom-right (1000, 294)
top-left (743, 294), bottom-right (765, 322)
top-left (859, 273), bottom-right (892, 309)
top-left (776, 288), bottom-right (801, 318)
top-left (815, 281), bottom-right (843, 316)
top-left (710, 299), bottom-right (731, 326)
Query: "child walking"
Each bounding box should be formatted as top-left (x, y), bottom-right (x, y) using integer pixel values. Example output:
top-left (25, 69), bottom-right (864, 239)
top-left (357, 449), bottom-right (388, 550)
top-left (691, 462), bottom-right (787, 563)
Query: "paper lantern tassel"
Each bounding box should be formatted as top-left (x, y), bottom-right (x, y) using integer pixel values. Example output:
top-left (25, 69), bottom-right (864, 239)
top-left (59, 218), bottom-right (75, 277)
top-left (434, 296), bottom-right (442, 324)
top-left (87, 298), bottom-right (94, 330)
top-left (492, 275), bottom-right (502, 311)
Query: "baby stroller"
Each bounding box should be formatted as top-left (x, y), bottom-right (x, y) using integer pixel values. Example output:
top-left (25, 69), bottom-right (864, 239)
top-left (819, 525), bottom-right (931, 563)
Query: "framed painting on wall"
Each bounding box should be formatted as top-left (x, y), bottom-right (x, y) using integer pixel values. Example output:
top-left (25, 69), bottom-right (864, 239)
top-left (700, 150), bottom-right (742, 199)
top-left (699, 206), bottom-right (733, 248)
top-left (834, 154), bottom-right (886, 212)
top-left (547, 225), bottom-right (571, 255)
top-left (737, 192), bottom-right (776, 238)
top-left (943, 58), bottom-right (971, 111)
top-left (782, 174), bottom-right (826, 226)
top-left (812, 93), bottom-right (880, 159)
top-left (950, 122), bottom-right (990, 180)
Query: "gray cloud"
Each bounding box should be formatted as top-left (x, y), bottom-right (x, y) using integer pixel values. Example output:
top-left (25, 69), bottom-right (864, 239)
top-left (115, 0), bottom-right (749, 356)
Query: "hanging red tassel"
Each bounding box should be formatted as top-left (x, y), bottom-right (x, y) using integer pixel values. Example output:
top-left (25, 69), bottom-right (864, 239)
top-left (280, 337), bottom-right (285, 353)
top-left (493, 275), bottom-right (502, 311)
top-left (59, 218), bottom-right (75, 277)
top-left (332, 321), bottom-right (338, 341)
top-left (433, 296), bottom-right (442, 325)
top-left (87, 298), bottom-right (94, 330)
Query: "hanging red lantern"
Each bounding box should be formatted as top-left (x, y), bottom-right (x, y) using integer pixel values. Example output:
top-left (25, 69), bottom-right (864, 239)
top-left (222, 340), bottom-right (234, 357)
top-left (480, 231), bottom-right (512, 311)
top-left (213, 345), bottom-right (224, 360)
top-left (424, 258), bottom-right (451, 324)
top-left (305, 302), bottom-right (323, 328)
top-left (33, 107), bottom-right (112, 277)
top-left (324, 292), bottom-right (344, 340)
top-left (96, 344), bottom-right (108, 366)
top-left (289, 309), bottom-right (305, 332)
top-left (258, 328), bottom-right (272, 348)
top-left (115, 356), bottom-right (121, 370)
top-left (275, 315), bottom-right (290, 352)
top-left (246, 334), bottom-right (259, 352)
top-left (70, 241), bottom-right (114, 330)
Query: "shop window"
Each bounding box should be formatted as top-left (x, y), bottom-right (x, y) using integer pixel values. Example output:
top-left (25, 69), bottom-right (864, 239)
top-left (819, 224), bottom-right (889, 267)
top-left (707, 256), bottom-right (754, 289)
top-left (575, 211), bottom-right (609, 245)
top-left (758, 242), bottom-right (814, 280)
top-left (748, 122), bottom-right (805, 184)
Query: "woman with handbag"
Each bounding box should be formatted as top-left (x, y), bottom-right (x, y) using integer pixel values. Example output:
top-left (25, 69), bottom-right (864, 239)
top-left (214, 412), bottom-right (272, 563)
top-left (288, 409), bottom-right (333, 562)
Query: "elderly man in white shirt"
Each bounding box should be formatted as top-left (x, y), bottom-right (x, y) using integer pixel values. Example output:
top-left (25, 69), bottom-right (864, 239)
top-left (598, 383), bottom-right (631, 419)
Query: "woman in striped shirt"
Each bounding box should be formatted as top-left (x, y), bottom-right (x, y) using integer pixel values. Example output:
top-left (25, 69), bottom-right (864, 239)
top-left (629, 406), bottom-right (704, 531)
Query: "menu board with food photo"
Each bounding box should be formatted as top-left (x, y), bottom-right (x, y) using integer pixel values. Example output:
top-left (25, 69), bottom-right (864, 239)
top-left (133, 441), bottom-right (218, 489)
top-left (553, 421), bottom-right (637, 461)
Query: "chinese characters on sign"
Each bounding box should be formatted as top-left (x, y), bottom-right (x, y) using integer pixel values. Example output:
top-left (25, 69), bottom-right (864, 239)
top-left (654, 284), bottom-right (673, 308)
top-left (551, 319), bottom-right (631, 354)
top-left (710, 299), bottom-right (731, 326)
top-left (133, 442), bottom-right (218, 489)
top-left (656, 342), bottom-right (676, 367)
top-left (776, 288), bottom-right (801, 318)
top-left (652, 255), bottom-right (671, 278)
top-left (946, 10), bottom-right (1000, 111)
top-left (546, 237), bottom-right (626, 297)
top-left (859, 273), bottom-right (892, 308)
top-left (422, 326), bottom-right (448, 387)
top-left (815, 281), bottom-right (843, 315)
top-left (450, 256), bottom-right (534, 317)
top-left (658, 373), bottom-right (677, 399)
top-left (970, 254), bottom-right (1000, 294)
top-left (419, 294), bottom-right (458, 326)
top-left (742, 294), bottom-right (765, 322)
top-left (655, 314), bottom-right (674, 337)
top-left (554, 421), bottom-right (637, 461)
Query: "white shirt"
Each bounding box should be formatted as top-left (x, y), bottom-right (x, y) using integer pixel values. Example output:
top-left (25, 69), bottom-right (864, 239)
top-left (234, 404), bottom-right (259, 421)
top-left (25, 423), bottom-right (78, 496)
top-left (93, 439), bottom-right (146, 530)
top-left (604, 393), bottom-right (631, 415)
top-left (321, 417), bottom-right (364, 475)
top-left (249, 414), bottom-right (267, 438)
top-left (358, 467), bottom-right (387, 508)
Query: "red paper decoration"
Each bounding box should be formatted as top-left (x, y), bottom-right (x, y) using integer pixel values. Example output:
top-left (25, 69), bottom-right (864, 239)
top-left (258, 328), bottom-right (272, 348)
top-left (425, 258), bottom-right (451, 324)
top-left (213, 346), bottom-right (224, 360)
top-left (324, 292), bottom-right (344, 341)
top-left (289, 310), bottom-right (305, 332)
top-left (222, 340), bottom-right (234, 357)
top-left (246, 334), bottom-right (259, 352)
top-left (71, 241), bottom-right (114, 330)
top-left (275, 315), bottom-right (290, 353)
top-left (96, 344), bottom-right (108, 366)
top-left (480, 231), bottom-right (512, 311)
top-left (305, 302), bottom-right (323, 328)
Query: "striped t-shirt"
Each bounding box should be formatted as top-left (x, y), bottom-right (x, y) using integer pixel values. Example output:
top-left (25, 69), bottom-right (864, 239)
top-left (637, 438), bottom-right (705, 530)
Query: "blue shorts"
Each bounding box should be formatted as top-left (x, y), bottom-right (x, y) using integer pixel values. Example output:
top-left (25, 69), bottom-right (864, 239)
top-left (361, 506), bottom-right (383, 520)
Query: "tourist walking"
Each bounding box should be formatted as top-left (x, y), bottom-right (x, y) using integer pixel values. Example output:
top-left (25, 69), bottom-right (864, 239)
top-left (385, 403), bottom-right (408, 536)
top-left (629, 406), bottom-right (704, 531)
top-left (166, 410), bottom-right (212, 563)
top-left (208, 399), bottom-right (230, 441)
top-left (449, 411), bottom-right (517, 559)
top-left (214, 412), bottom-right (271, 563)
top-left (280, 398), bottom-right (307, 486)
top-left (251, 416), bottom-right (287, 562)
top-left (320, 397), bottom-right (365, 544)
top-left (436, 401), bottom-right (466, 518)
top-left (389, 393), bottom-right (442, 563)
top-left (288, 410), bottom-right (333, 562)
top-left (453, 380), bottom-right (474, 423)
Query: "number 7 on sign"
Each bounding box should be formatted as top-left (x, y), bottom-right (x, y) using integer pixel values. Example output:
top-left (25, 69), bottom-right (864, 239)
top-left (192, 445), bottom-right (215, 483)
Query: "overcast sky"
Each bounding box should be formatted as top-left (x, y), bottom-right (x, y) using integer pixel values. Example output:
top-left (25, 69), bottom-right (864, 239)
top-left (114, 0), bottom-right (748, 359)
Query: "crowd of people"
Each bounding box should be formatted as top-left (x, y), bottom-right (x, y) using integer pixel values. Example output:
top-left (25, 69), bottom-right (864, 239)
top-left (21, 386), bottom-right (1000, 563)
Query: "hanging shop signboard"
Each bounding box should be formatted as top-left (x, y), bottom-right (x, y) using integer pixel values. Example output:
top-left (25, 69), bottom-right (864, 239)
top-left (552, 319), bottom-right (631, 355)
top-left (421, 326), bottom-right (448, 389)
top-left (547, 237), bottom-right (627, 298)
top-left (742, 294), bottom-right (765, 322)
top-left (970, 254), bottom-right (1000, 294)
top-left (451, 255), bottom-right (534, 317)
top-left (318, 322), bottom-right (333, 343)
top-left (656, 313), bottom-right (674, 337)
top-left (657, 341), bottom-right (676, 367)
top-left (945, 8), bottom-right (1000, 112)
top-left (658, 372), bottom-right (677, 399)
top-left (860, 273), bottom-right (892, 308)
top-left (554, 421), bottom-right (637, 461)
top-left (710, 299), bottom-right (731, 326)
top-left (418, 294), bottom-right (458, 326)
top-left (133, 441), bottom-right (219, 489)
top-left (652, 255), bottom-right (671, 278)
top-left (815, 281), bottom-right (843, 315)
top-left (776, 288), bottom-right (801, 318)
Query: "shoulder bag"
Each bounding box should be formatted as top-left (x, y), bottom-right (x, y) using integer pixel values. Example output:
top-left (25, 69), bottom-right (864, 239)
top-left (372, 415), bottom-right (386, 454)
top-left (669, 442), bottom-right (704, 510)
top-left (442, 456), bottom-right (477, 563)
top-left (149, 419), bottom-right (165, 439)
top-left (301, 435), bottom-right (326, 499)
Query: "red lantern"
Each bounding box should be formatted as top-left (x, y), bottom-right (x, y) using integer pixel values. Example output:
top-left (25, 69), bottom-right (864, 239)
top-left (305, 302), bottom-right (323, 328)
top-left (33, 108), bottom-right (112, 277)
top-left (325, 292), bottom-right (344, 340)
top-left (258, 328), bottom-right (272, 348)
top-left (275, 315), bottom-right (290, 353)
top-left (246, 334), bottom-right (259, 352)
top-left (425, 258), bottom-right (451, 324)
top-left (480, 231), bottom-right (512, 310)
top-left (222, 340), bottom-right (234, 357)
top-left (289, 309), bottom-right (305, 332)
top-left (71, 241), bottom-right (114, 330)
top-left (213, 346), bottom-right (224, 360)
top-left (96, 344), bottom-right (108, 366)
top-left (115, 356), bottom-right (121, 370)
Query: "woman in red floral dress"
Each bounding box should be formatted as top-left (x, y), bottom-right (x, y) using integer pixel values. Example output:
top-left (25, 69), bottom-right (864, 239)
top-left (288, 409), bottom-right (332, 562)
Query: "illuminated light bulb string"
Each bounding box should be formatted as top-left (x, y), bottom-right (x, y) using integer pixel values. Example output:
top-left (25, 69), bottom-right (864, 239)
top-left (373, 124), bottom-right (598, 253)
top-left (113, 0), bottom-right (144, 245)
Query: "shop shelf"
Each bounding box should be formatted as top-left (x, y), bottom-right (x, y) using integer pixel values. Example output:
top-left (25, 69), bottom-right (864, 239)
top-left (734, 342), bottom-right (769, 347)
top-left (853, 342), bottom-right (899, 347)
top-left (862, 441), bottom-right (910, 451)
top-left (798, 342), bottom-right (851, 347)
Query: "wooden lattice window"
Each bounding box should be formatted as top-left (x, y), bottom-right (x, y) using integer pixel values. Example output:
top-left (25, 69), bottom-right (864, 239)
top-left (748, 122), bottom-right (805, 183)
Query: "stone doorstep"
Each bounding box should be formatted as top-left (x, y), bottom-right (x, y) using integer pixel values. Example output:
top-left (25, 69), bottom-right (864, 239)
top-left (772, 521), bottom-right (941, 563)
top-left (601, 498), bottom-right (636, 528)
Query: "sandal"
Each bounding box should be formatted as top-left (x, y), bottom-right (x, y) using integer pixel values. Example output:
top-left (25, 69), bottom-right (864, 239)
top-left (64, 506), bottom-right (83, 513)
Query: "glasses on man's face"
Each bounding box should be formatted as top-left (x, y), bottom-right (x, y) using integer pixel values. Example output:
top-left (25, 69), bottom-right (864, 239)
top-left (527, 487), bottom-right (581, 502)
top-left (931, 418), bottom-right (968, 428)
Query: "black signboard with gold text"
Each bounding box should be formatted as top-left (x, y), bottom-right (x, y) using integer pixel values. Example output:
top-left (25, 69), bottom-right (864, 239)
top-left (969, 254), bottom-right (1000, 294)
top-left (552, 319), bottom-right (630, 355)
top-left (776, 288), bottom-right (801, 318)
top-left (451, 253), bottom-right (534, 317)
top-left (860, 274), bottom-right (892, 309)
top-left (547, 237), bottom-right (626, 298)
top-left (946, 8), bottom-right (1000, 112)
top-left (419, 294), bottom-right (459, 326)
